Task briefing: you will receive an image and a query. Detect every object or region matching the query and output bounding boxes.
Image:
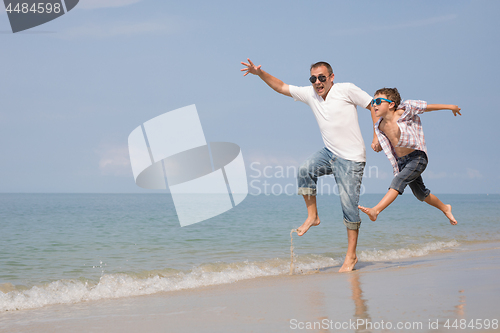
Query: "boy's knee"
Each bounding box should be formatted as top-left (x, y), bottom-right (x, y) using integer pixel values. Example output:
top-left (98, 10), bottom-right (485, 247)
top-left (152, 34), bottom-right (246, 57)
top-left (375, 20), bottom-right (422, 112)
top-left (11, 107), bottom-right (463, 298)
top-left (414, 191), bottom-right (430, 202)
top-left (388, 186), bottom-right (403, 196)
top-left (411, 186), bottom-right (430, 201)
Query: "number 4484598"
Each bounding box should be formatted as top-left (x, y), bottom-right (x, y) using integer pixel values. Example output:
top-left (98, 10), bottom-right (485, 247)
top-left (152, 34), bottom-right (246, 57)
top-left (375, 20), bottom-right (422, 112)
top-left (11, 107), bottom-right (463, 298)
top-left (444, 319), bottom-right (498, 330)
top-left (5, 2), bottom-right (61, 14)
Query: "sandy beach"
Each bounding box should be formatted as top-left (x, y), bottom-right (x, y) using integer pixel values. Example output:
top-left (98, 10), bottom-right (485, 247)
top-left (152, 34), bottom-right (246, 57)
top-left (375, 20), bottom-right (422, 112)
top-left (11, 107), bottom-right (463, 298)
top-left (1, 241), bottom-right (499, 333)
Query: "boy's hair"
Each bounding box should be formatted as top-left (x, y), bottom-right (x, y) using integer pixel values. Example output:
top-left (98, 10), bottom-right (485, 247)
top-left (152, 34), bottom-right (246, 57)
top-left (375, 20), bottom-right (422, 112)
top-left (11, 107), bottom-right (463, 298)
top-left (375, 87), bottom-right (401, 109)
top-left (310, 61), bottom-right (333, 75)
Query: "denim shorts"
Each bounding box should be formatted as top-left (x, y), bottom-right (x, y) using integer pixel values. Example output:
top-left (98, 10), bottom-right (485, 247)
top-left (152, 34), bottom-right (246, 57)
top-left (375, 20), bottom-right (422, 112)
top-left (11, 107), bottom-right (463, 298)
top-left (390, 150), bottom-right (430, 201)
top-left (297, 147), bottom-right (365, 230)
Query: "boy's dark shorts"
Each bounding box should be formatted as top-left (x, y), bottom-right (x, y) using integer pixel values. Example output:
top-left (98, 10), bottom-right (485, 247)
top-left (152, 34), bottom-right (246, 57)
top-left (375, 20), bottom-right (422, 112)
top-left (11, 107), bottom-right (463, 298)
top-left (390, 150), bottom-right (430, 201)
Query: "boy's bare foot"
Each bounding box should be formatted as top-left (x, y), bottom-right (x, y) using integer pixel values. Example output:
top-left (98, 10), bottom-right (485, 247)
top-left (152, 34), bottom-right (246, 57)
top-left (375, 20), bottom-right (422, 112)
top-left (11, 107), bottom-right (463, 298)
top-left (443, 204), bottom-right (458, 225)
top-left (358, 205), bottom-right (379, 221)
top-left (339, 255), bottom-right (358, 272)
top-left (297, 216), bottom-right (320, 236)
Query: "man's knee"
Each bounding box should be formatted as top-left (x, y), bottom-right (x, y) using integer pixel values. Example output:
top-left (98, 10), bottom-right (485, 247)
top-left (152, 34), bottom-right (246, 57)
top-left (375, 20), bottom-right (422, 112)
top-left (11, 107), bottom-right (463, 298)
top-left (298, 188), bottom-right (316, 196)
top-left (344, 219), bottom-right (361, 230)
top-left (297, 163), bottom-right (310, 178)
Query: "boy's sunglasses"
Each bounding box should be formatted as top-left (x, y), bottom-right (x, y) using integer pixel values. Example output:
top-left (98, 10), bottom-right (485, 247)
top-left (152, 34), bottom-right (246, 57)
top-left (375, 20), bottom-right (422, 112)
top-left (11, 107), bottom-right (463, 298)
top-left (371, 97), bottom-right (393, 106)
top-left (309, 74), bottom-right (329, 83)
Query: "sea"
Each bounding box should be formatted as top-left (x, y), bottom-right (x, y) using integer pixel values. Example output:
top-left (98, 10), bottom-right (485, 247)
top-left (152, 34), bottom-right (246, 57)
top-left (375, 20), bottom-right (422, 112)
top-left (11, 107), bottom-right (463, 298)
top-left (0, 193), bottom-right (499, 312)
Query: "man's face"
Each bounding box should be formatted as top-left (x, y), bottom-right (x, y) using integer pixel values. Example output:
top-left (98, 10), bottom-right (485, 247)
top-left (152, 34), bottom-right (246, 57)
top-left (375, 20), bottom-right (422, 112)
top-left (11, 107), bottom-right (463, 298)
top-left (310, 66), bottom-right (334, 99)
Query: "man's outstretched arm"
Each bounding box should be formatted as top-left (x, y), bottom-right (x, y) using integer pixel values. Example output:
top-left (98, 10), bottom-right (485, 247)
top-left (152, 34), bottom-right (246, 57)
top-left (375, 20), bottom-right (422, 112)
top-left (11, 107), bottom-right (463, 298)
top-left (425, 104), bottom-right (462, 116)
top-left (241, 58), bottom-right (291, 97)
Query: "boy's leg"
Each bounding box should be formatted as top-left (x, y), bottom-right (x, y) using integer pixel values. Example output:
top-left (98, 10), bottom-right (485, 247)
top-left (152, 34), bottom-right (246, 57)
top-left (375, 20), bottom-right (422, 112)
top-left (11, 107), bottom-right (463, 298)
top-left (332, 157), bottom-right (365, 272)
top-left (296, 148), bottom-right (333, 236)
top-left (408, 172), bottom-right (458, 225)
top-left (359, 150), bottom-right (425, 221)
top-left (423, 193), bottom-right (458, 225)
top-left (358, 189), bottom-right (399, 221)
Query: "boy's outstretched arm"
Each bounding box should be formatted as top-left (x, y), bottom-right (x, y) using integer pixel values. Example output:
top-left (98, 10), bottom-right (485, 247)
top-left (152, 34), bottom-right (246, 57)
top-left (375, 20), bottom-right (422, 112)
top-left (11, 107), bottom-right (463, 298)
top-left (425, 104), bottom-right (462, 116)
top-left (241, 58), bottom-right (291, 97)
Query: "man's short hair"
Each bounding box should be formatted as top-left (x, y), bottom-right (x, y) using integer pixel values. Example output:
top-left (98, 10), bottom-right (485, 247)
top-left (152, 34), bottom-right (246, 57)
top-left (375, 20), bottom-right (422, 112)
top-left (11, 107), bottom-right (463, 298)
top-left (374, 87), bottom-right (401, 109)
top-left (310, 61), bottom-right (333, 75)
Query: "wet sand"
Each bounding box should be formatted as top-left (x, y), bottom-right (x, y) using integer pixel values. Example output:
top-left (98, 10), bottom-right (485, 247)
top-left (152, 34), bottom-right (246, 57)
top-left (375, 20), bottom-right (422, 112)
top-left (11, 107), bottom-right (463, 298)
top-left (1, 242), bottom-right (499, 333)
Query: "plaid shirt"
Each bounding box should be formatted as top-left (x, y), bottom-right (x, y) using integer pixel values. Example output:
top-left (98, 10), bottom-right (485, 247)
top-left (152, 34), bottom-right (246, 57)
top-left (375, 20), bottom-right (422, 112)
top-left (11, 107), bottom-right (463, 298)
top-left (375, 100), bottom-right (428, 175)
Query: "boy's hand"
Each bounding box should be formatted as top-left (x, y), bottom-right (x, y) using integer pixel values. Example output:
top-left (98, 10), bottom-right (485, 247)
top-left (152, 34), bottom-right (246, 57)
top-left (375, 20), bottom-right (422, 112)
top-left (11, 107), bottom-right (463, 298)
top-left (426, 104), bottom-right (462, 115)
top-left (451, 105), bottom-right (461, 116)
top-left (371, 138), bottom-right (382, 152)
top-left (241, 58), bottom-right (262, 76)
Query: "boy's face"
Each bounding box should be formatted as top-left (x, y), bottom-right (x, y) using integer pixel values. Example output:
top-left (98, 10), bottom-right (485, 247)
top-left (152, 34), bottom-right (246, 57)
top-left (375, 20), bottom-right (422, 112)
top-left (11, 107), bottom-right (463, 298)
top-left (373, 94), bottom-right (395, 118)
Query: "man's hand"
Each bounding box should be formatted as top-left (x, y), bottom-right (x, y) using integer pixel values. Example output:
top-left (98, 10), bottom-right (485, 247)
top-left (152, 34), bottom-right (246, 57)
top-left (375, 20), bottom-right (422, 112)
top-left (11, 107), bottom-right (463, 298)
top-left (451, 105), bottom-right (462, 116)
top-left (371, 138), bottom-right (382, 152)
top-left (240, 58), bottom-right (291, 96)
top-left (241, 58), bottom-right (262, 76)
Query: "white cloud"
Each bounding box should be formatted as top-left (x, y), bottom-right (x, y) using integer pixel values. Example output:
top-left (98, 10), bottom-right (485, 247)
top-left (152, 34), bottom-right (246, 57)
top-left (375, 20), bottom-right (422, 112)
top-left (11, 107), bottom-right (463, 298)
top-left (246, 154), bottom-right (393, 180)
top-left (246, 153), bottom-right (301, 179)
top-left (364, 165), bottom-right (390, 180)
top-left (59, 19), bottom-right (178, 39)
top-left (466, 168), bottom-right (482, 179)
top-left (96, 143), bottom-right (132, 176)
top-left (425, 168), bottom-right (483, 180)
top-left (426, 170), bottom-right (448, 179)
top-left (332, 14), bottom-right (458, 36)
top-left (78, 0), bottom-right (145, 10)
top-left (247, 153), bottom-right (300, 168)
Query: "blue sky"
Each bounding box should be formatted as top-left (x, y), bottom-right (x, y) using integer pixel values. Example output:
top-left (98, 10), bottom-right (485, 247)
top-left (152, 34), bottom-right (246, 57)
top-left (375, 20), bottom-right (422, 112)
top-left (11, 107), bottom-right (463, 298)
top-left (0, 0), bottom-right (498, 194)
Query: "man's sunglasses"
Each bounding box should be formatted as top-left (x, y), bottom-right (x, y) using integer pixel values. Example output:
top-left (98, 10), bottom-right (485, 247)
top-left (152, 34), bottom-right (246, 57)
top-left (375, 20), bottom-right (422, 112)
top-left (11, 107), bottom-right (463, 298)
top-left (309, 74), bottom-right (330, 84)
top-left (371, 97), bottom-right (393, 106)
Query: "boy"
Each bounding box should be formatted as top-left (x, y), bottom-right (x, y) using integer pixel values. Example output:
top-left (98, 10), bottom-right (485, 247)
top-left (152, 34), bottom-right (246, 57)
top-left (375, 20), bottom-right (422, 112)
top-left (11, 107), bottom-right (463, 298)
top-left (358, 88), bottom-right (461, 225)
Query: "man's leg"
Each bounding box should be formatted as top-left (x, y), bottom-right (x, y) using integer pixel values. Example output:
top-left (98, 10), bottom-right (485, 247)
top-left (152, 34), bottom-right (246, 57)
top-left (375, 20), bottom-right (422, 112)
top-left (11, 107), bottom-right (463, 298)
top-left (358, 189), bottom-right (399, 221)
top-left (340, 227), bottom-right (359, 272)
top-left (333, 157), bottom-right (365, 272)
top-left (297, 195), bottom-right (321, 236)
top-left (296, 148), bottom-right (333, 236)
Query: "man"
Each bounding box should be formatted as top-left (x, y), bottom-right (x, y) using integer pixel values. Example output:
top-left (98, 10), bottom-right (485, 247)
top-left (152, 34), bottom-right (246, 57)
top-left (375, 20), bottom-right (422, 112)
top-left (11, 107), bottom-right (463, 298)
top-left (241, 58), bottom-right (379, 272)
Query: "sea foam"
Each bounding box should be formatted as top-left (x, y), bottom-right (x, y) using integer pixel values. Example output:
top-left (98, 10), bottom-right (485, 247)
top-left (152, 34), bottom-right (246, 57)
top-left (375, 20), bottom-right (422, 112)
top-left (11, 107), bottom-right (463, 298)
top-left (359, 240), bottom-right (459, 261)
top-left (0, 241), bottom-right (459, 312)
top-left (0, 256), bottom-right (337, 312)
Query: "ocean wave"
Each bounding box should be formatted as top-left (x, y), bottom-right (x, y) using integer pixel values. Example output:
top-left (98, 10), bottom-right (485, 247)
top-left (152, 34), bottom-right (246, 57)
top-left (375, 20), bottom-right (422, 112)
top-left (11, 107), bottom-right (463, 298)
top-left (359, 240), bottom-right (459, 261)
top-left (0, 255), bottom-right (338, 312)
top-left (0, 241), bottom-right (460, 312)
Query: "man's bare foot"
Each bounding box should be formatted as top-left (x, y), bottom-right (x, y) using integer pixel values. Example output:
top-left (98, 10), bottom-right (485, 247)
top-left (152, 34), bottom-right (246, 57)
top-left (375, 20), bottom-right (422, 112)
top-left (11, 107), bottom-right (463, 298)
top-left (358, 205), bottom-right (379, 221)
top-left (339, 255), bottom-right (358, 272)
top-left (297, 216), bottom-right (320, 236)
top-left (443, 204), bottom-right (458, 225)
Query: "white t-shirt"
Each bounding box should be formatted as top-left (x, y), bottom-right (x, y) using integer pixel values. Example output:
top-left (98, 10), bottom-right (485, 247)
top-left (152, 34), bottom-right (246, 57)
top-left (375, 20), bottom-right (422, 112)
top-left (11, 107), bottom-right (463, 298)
top-left (289, 83), bottom-right (372, 162)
